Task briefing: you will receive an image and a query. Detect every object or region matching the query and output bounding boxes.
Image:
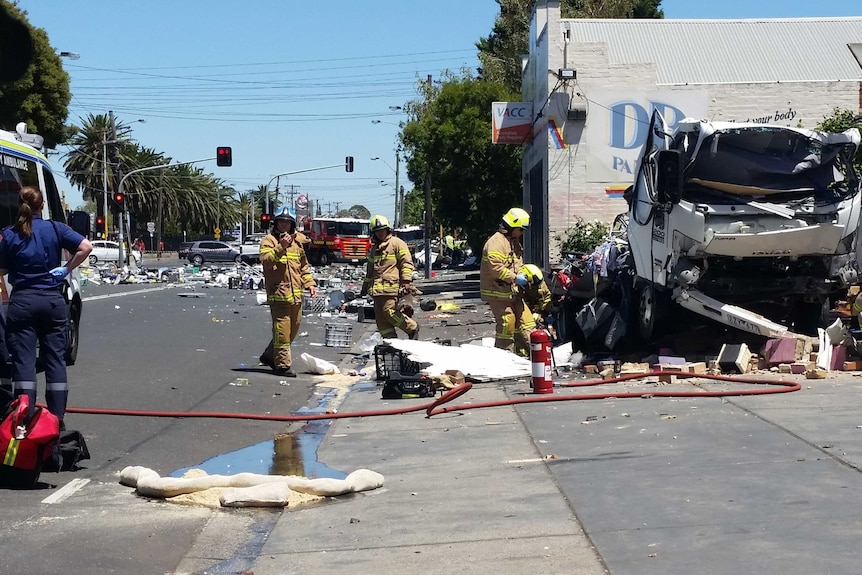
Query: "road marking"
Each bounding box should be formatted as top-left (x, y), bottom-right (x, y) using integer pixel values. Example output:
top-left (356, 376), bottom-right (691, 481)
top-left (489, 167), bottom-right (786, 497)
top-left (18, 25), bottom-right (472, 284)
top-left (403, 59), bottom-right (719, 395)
top-left (42, 478), bottom-right (90, 504)
top-left (83, 285), bottom-right (180, 302)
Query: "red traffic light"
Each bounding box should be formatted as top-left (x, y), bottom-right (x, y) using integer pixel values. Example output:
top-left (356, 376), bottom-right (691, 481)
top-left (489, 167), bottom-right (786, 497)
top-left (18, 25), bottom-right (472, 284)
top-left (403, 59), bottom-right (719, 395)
top-left (216, 146), bottom-right (233, 167)
top-left (260, 213), bottom-right (271, 227)
top-left (113, 193), bottom-right (125, 208)
top-left (96, 216), bottom-right (104, 226)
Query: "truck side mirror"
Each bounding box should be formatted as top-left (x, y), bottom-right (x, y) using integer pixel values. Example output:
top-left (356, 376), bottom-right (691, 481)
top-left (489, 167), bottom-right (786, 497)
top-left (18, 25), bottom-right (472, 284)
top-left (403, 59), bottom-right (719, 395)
top-left (655, 149), bottom-right (684, 205)
top-left (68, 210), bottom-right (91, 236)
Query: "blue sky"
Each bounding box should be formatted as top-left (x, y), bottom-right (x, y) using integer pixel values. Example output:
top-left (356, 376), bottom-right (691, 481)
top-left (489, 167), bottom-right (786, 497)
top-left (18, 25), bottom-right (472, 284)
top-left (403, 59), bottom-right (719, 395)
top-left (16, 0), bottom-right (862, 220)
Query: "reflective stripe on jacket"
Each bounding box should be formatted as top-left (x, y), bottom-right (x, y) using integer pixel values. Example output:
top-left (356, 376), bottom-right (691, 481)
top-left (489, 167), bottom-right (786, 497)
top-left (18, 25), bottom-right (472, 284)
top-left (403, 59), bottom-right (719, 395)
top-left (362, 233), bottom-right (414, 297)
top-left (261, 231), bottom-right (315, 304)
top-left (480, 230), bottom-right (522, 302)
top-left (523, 280), bottom-right (552, 315)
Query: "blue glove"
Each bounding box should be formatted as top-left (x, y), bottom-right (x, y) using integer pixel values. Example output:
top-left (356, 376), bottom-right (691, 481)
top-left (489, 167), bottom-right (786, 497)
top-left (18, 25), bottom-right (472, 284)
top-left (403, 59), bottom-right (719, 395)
top-left (50, 266), bottom-right (69, 280)
top-left (514, 273), bottom-right (528, 288)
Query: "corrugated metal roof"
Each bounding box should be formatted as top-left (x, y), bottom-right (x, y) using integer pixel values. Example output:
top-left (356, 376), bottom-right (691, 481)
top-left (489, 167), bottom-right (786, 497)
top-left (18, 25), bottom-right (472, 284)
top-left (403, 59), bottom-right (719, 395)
top-left (562, 18), bottom-right (862, 84)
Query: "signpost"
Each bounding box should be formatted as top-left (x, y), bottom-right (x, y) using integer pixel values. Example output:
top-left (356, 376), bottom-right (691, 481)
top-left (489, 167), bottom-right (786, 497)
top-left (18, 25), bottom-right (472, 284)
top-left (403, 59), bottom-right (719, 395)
top-left (147, 221), bottom-right (155, 251)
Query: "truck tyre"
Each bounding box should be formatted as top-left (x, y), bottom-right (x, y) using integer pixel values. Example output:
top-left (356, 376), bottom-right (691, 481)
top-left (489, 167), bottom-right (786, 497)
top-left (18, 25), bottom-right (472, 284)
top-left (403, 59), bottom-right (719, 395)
top-left (65, 300), bottom-right (81, 366)
top-left (318, 250), bottom-right (331, 266)
top-left (637, 282), bottom-right (669, 342)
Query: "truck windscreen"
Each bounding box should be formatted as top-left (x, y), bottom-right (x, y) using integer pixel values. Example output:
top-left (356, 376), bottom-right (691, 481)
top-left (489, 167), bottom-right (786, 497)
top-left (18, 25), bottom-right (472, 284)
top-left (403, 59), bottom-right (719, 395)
top-left (335, 222), bottom-right (370, 236)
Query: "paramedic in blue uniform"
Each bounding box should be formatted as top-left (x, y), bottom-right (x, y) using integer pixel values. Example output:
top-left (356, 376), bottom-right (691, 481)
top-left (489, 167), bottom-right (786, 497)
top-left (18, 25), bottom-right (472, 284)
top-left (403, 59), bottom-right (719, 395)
top-left (0, 186), bottom-right (92, 428)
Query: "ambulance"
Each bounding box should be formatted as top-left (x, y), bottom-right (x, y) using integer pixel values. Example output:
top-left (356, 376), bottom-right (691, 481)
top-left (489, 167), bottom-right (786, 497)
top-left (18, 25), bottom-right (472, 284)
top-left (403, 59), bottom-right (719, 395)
top-left (0, 123), bottom-right (90, 365)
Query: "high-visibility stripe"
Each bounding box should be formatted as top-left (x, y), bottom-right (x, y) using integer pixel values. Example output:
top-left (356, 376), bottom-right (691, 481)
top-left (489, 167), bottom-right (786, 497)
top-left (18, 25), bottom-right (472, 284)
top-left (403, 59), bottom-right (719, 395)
top-left (4, 437), bottom-right (20, 466)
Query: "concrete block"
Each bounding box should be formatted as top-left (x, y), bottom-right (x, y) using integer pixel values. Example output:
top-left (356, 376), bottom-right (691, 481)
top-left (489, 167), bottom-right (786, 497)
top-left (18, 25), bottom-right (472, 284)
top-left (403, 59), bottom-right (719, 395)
top-left (829, 345), bottom-right (847, 371)
top-left (584, 365), bottom-right (598, 374)
top-left (619, 362), bottom-right (650, 375)
top-left (790, 362), bottom-right (809, 375)
top-left (658, 373), bottom-right (677, 384)
top-left (805, 369), bottom-right (828, 379)
top-left (718, 343), bottom-right (752, 374)
top-left (657, 364), bottom-right (685, 372)
top-left (778, 364), bottom-right (792, 374)
top-left (764, 338), bottom-right (797, 366)
top-left (686, 362), bottom-right (707, 374)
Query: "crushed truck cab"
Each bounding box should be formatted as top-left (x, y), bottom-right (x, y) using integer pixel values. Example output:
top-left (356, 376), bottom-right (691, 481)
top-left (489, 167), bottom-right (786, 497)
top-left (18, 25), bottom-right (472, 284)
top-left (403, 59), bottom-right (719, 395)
top-left (626, 112), bottom-right (862, 339)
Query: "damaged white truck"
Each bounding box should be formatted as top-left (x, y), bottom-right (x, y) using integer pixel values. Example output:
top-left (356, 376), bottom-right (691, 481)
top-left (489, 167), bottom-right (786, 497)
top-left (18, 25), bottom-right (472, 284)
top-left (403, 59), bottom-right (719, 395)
top-left (624, 112), bottom-right (861, 341)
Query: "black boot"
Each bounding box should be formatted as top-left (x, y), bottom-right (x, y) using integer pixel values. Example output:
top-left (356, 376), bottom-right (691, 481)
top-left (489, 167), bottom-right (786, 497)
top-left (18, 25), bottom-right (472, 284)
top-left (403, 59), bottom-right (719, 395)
top-left (273, 367), bottom-right (297, 378)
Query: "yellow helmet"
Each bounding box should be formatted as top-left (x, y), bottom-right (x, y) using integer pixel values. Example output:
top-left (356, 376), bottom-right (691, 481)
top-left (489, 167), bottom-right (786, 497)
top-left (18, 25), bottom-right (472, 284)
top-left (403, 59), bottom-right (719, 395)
top-left (522, 264), bottom-right (543, 285)
top-left (370, 215), bottom-right (391, 232)
top-left (502, 207), bottom-right (530, 229)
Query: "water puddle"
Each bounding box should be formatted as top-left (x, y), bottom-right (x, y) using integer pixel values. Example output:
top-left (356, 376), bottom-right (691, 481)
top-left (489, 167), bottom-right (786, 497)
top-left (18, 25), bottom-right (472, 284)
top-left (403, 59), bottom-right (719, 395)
top-left (171, 382), bottom-right (377, 478)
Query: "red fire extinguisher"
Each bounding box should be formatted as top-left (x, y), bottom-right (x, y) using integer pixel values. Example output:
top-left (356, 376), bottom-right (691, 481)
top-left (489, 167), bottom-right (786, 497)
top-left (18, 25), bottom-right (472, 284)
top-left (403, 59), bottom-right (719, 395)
top-left (530, 329), bottom-right (553, 394)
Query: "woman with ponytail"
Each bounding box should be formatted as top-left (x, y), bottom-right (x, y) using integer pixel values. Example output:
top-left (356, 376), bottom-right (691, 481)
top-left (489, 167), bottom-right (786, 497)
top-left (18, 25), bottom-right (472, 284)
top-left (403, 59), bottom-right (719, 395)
top-left (0, 186), bottom-right (92, 428)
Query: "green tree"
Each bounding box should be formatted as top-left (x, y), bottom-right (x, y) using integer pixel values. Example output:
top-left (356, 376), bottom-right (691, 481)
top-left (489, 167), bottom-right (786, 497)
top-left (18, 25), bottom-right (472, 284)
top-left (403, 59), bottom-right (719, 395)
top-left (347, 205), bottom-right (371, 219)
top-left (0, 0), bottom-right (70, 148)
top-left (401, 71), bottom-right (523, 245)
top-left (816, 108), bottom-right (862, 175)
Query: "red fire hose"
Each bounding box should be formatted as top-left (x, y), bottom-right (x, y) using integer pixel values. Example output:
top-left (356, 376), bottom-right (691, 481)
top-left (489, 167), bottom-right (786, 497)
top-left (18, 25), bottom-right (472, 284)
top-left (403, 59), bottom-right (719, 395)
top-left (62, 371), bottom-right (800, 422)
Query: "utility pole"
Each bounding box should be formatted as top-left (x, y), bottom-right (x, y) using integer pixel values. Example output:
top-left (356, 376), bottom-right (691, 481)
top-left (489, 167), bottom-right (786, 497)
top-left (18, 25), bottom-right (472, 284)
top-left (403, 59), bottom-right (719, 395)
top-left (394, 149), bottom-right (400, 227)
top-left (423, 74), bottom-right (433, 279)
top-left (399, 185), bottom-right (405, 226)
top-left (286, 184), bottom-right (300, 209)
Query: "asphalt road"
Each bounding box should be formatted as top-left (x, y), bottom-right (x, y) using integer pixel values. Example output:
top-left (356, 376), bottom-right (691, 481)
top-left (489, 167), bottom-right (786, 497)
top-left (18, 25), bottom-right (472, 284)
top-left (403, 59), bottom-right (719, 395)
top-left (0, 276), bottom-right (359, 575)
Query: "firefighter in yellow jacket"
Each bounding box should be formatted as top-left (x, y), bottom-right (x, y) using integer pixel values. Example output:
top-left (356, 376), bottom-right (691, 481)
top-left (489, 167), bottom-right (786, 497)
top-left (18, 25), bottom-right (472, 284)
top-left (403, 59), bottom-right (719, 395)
top-left (517, 263), bottom-right (552, 324)
top-left (361, 215), bottom-right (419, 339)
top-left (480, 207), bottom-right (535, 355)
top-left (259, 207), bottom-right (316, 377)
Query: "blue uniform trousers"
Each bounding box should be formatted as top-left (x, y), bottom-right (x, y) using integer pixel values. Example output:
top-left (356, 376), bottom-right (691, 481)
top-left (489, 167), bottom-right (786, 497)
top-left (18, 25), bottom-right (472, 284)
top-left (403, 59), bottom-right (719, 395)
top-left (6, 288), bottom-right (68, 422)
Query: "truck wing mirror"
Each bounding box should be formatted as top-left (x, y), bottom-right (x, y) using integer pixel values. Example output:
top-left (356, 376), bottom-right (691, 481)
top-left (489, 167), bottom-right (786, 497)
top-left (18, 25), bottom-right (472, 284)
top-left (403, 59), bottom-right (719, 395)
top-left (655, 149), bottom-right (684, 205)
top-left (68, 210), bottom-right (91, 236)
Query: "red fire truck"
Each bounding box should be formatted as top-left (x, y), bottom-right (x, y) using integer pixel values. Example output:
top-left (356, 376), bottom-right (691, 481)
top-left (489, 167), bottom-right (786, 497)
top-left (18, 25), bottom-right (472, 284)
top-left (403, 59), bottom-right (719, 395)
top-left (304, 217), bottom-right (371, 266)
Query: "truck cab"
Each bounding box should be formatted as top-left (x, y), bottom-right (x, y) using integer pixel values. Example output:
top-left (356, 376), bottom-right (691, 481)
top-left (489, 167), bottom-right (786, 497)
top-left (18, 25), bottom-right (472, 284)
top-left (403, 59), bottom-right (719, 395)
top-left (0, 124), bottom-right (90, 365)
top-left (306, 217), bottom-right (371, 266)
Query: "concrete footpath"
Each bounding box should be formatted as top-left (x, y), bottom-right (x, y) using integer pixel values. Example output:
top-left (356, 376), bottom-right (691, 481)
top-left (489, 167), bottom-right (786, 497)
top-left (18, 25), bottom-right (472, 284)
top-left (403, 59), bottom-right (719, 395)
top-left (249, 271), bottom-right (862, 575)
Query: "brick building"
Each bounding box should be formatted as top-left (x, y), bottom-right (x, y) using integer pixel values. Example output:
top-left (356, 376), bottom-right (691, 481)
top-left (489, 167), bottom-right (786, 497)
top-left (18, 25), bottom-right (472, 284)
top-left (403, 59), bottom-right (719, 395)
top-left (522, 0), bottom-right (862, 267)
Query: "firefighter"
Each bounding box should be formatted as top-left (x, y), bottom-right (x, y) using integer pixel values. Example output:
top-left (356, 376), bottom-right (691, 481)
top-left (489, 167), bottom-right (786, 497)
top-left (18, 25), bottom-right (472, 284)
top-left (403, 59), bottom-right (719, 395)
top-left (516, 263), bottom-right (553, 325)
top-left (480, 207), bottom-right (535, 355)
top-left (258, 207), bottom-right (316, 377)
top-left (0, 186), bottom-right (93, 426)
top-left (361, 215), bottom-right (419, 339)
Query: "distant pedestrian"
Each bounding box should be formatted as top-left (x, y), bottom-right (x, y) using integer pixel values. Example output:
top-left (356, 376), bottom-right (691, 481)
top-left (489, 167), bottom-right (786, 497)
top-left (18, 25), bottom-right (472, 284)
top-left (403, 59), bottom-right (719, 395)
top-left (0, 186), bottom-right (92, 427)
top-left (480, 207), bottom-right (534, 356)
top-left (361, 215), bottom-right (419, 339)
top-left (258, 207), bottom-right (316, 377)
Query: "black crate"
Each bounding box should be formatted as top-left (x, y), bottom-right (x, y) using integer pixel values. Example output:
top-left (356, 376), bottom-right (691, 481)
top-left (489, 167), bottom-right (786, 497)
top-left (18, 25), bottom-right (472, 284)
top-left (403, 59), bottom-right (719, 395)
top-left (373, 344), bottom-right (428, 381)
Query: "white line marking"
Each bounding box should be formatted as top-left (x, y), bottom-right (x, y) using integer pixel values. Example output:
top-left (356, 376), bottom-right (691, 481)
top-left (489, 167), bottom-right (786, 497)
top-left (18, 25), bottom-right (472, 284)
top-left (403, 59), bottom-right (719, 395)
top-left (83, 285), bottom-right (180, 302)
top-left (41, 478), bottom-right (90, 504)
top-left (507, 458), bottom-right (545, 464)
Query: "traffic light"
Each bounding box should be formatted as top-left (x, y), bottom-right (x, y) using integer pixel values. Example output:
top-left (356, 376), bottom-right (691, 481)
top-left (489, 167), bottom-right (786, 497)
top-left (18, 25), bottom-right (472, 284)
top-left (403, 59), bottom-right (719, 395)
top-left (113, 192), bottom-right (125, 210)
top-left (216, 146), bottom-right (232, 167)
top-left (345, 156), bottom-right (354, 172)
top-left (260, 213), bottom-right (271, 228)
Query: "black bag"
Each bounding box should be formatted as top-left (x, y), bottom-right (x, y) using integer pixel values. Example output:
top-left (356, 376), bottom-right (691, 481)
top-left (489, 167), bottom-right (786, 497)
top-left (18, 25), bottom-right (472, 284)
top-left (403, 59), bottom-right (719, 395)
top-left (382, 372), bottom-right (435, 399)
top-left (42, 430), bottom-right (90, 472)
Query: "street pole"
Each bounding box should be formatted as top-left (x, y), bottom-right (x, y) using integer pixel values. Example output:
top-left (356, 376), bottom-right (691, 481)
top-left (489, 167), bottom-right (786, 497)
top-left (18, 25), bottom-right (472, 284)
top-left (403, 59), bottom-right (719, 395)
top-left (423, 74), bottom-right (433, 280)
top-left (394, 150), bottom-right (400, 227)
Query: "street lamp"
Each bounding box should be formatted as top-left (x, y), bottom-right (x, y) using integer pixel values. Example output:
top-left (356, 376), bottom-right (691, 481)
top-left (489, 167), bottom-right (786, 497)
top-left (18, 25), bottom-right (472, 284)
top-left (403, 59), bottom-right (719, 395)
top-left (102, 115), bottom-right (145, 242)
top-left (371, 156), bottom-right (401, 226)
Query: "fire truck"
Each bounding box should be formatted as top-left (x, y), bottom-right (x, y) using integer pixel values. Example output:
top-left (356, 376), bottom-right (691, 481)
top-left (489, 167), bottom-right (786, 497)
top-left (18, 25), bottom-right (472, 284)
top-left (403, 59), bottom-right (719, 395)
top-left (304, 217), bottom-right (371, 265)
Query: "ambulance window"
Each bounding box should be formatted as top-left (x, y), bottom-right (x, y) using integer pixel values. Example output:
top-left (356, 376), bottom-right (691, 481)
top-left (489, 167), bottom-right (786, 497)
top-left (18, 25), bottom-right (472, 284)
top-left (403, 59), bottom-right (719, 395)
top-left (0, 157), bottom-right (40, 229)
top-left (42, 170), bottom-right (66, 224)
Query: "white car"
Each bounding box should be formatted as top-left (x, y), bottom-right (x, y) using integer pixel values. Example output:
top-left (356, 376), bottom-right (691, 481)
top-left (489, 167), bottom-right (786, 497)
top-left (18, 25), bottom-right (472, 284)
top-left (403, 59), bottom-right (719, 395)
top-left (89, 240), bottom-right (142, 266)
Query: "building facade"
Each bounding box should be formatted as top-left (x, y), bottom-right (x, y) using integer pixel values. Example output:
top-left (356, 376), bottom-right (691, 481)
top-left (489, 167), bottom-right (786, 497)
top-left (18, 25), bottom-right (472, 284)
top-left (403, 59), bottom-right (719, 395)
top-left (522, 0), bottom-right (862, 267)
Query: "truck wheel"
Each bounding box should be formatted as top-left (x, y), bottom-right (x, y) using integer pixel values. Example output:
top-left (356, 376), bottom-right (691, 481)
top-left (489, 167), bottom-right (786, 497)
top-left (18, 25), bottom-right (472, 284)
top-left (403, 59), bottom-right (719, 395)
top-left (65, 301), bottom-right (81, 366)
top-left (318, 251), bottom-right (330, 266)
top-left (638, 282), bottom-right (668, 341)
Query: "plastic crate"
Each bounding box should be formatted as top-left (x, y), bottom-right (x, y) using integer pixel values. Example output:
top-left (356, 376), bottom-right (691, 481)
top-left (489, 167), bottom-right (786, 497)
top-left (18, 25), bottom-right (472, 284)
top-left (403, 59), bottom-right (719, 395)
top-left (373, 343), bottom-right (428, 381)
top-left (304, 295), bottom-right (328, 312)
top-left (325, 322), bottom-right (353, 347)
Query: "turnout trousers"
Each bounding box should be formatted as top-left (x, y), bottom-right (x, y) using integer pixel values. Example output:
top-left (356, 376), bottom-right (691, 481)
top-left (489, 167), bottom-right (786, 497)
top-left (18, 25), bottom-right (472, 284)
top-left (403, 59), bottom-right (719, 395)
top-left (264, 301), bottom-right (302, 370)
top-left (6, 288), bottom-right (69, 421)
top-left (373, 295), bottom-right (417, 338)
top-left (488, 299), bottom-right (535, 356)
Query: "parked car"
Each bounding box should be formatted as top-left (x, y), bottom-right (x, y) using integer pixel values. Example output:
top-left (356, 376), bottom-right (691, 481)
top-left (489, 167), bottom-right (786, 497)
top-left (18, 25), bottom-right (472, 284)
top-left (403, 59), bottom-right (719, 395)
top-left (239, 233), bottom-right (268, 264)
top-left (182, 240), bottom-right (242, 266)
top-left (89, 240), bottom-right (142, 266)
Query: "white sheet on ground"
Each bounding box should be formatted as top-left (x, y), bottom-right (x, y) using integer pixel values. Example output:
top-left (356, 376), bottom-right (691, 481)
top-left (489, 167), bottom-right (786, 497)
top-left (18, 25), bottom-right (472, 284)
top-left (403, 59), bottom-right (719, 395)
top-left (382, 339), bottom-right (531, 379)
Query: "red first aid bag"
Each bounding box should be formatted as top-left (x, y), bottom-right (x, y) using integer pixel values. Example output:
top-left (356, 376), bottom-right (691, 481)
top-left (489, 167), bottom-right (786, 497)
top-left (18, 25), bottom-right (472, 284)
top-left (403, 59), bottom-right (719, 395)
top-left (0, 396), bottom-right (60, 487)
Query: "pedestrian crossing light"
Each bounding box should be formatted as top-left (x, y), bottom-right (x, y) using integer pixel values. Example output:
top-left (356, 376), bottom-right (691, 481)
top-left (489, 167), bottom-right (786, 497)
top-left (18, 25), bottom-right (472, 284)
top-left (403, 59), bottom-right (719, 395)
top-left (345, 156), bottom-right (354, 172)
top-left (216, 146), bottom-right (233, 167)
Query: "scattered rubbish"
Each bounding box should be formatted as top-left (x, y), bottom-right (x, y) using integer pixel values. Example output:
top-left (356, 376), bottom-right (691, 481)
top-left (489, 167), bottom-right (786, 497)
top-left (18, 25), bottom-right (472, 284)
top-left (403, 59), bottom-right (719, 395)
top-left (178, 293), bottom-right (204, 298)
top-left (296, 352), bottom-right (341, 375)
top-left (230, 378), bottom-right (249, 387)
